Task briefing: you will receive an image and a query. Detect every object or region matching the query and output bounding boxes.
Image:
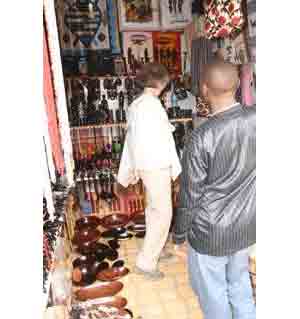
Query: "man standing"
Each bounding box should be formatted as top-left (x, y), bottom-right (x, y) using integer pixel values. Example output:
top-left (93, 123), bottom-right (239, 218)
top-left (173, 61), bottom-right (256, 319)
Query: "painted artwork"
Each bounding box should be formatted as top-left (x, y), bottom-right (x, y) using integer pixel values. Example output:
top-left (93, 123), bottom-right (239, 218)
top-left (122, 32), bottom-right (154, 74)
top-left (55, 0), bottom-right (110, 50)
top-left (118, 0), bottom-right (160, 31)
top-left (152, 32), bottom-right (182, 75)
top-left (160, 0), bottom-right (193, 30)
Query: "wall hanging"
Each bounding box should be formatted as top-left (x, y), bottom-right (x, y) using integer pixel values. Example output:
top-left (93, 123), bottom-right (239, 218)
top-left (152, 32), bottom-right (182, 75)
top-left (55, 0), bottom-right (110, 50)
top-left (107, 0), bottom-right (122, 54)
top-left (246, 0), bottom-right (256, 62)
top-left (118, 0), bottom-right (160, 31)
top-left (204, 0), bottom-right (245, 39)
top-left (122, 31), bottom-right (154, 74)
top-left (160, 0), bottom-right (193, 30)
top-left (216, 32), bottom-right (248, 64)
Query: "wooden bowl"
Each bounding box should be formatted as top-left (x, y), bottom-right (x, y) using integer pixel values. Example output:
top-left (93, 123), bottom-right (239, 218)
top-left (131, 214), bottom-right (145, 225)
top-left (72, 255), bottom-right (96, 269)
top-left (108, 239), bottom-right (120, 250)
top-left (75, 216), bottom-right (101, 231)
top-left (127, 224), bottom-right (146, 233)
top-left (76, 305), bottom-right (131, 318)
top-left (72, 264), bottom-right (97, 287)
top-left (97, 267), bottom-right (130, 282)
top-left (75, 281), bottom-right (124, 301)
top-left (82, 296), bottom-right (127, 309)
top-left (100, 214), bottom-right (130, 229)
top-left (77, 241), bottom-right (107, 255)
top-left (101, 227), bottom-right (126, 239)
top-left (112, 260), bottom-right (125, 268)
top-left (72, 228), bottom-right (101, 246)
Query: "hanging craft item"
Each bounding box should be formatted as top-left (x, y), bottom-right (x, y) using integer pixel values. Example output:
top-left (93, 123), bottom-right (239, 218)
top-left (122, 32), bottom-right (154, 75)
top-left (190, 37), bottom-right (214, 95)
top-left (160, 0), bottom-right (193, 30)
top-left (55, 0), bottom-right (110, 50)
top-left (107, 0), bottom-right (122, 54)
top-left (245, 0), bottom-right (256, 62)
top-left (204, 0), bottom-right (245, 39)
top-left (240, 63), bottom-right (256, 107)
top-left (118, 0), bottom-right (160, 31)
top-left (152, 32), bottom-right (182, 75)
top-left (215, 32), bottom-right (248, 64)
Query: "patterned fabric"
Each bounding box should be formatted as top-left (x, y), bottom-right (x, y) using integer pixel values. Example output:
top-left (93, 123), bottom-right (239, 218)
top-left (204, 0), bottom-right (245, 39)
top-left (191, 37), bottom-right (215, 95)
top-left (173, 105), bottom-right (256, 256)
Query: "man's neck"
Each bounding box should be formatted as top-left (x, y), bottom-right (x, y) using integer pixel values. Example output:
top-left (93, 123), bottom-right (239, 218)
top-left (210, 98), bottom-right (238, 115)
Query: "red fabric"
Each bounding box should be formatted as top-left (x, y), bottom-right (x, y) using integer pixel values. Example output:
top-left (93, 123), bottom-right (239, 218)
top-left (43, 27), bottom-right (65, 175)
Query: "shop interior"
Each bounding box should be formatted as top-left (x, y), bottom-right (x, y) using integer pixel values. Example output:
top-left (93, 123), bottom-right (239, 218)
top-left (43, 1), bottom-right (256, 318)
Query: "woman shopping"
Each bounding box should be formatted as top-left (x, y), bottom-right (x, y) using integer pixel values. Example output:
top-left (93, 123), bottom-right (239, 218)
top-left (117, 63), bottom-right (181, 280)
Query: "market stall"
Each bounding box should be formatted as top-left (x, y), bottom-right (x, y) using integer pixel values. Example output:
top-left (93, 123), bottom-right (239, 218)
top-left (43, 1), bottom-right (256, 318)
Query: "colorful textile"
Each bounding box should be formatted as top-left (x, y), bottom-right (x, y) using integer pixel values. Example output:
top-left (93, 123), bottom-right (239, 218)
top-left (204, 0), bottom-right (245, 39)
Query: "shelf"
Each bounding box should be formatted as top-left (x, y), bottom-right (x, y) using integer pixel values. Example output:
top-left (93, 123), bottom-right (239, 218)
top-left (71, 123), bottom-right (126, 130)
top-left (70, 118), bottom-right (193, 130)
top-left (65, 75), bottom-right (136, 80)
top-left (43, 224), bottom-right (63, 310)
top-left (43, 191), bottom-right (71, 310)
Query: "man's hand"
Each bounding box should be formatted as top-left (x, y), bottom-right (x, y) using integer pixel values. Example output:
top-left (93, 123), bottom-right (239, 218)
top-left (173, 244), bottom-right (188, 261)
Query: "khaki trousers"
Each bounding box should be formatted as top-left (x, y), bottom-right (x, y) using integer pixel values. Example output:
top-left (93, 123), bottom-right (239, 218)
top-left (136, 167), bottom-right (173, 272)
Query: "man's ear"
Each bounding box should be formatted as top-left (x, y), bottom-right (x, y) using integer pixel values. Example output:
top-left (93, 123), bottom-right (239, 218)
top-left (201, 83), bottom-right (208, 98)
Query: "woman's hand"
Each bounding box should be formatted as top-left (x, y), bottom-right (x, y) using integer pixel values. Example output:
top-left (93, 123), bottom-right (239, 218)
top-left (173, 244), bottom-right (188, 261)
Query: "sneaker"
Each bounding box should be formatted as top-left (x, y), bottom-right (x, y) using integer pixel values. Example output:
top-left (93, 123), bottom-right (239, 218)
top-left (134, 266), bottom-right (165, 281)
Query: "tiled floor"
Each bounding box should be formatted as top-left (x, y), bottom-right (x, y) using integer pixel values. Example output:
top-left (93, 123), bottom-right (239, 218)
top-left (117, 237), bottom-right (204, 319)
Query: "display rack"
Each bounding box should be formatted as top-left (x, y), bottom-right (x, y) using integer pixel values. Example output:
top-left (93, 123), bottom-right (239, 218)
top-left (43, 191), bottom-right (72, 311)
top-left (69, 117), bottom-right (193, 130)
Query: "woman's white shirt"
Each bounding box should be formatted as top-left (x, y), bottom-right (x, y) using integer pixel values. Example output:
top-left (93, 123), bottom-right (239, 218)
top-left (117, 94), bottom-right (182, 187)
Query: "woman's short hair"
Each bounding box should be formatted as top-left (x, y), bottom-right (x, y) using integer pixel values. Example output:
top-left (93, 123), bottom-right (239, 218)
top-left (135, 63), bottom-right (170, 89)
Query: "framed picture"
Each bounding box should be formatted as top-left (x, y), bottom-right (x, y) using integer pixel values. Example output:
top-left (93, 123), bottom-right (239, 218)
top-left (152, 32), bottom-right (182, 75)
top-left (160, 0), bottom-right (192, 30)
top-left (118, 0), bottom-right (160, 31)
top-left (123, 32), bottom-right (154, 74)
